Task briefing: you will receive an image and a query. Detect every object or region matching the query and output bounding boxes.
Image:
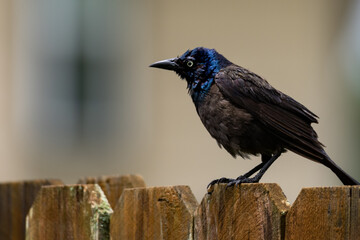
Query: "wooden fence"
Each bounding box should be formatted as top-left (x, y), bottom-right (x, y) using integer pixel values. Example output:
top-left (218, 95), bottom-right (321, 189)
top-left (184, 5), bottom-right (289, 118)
top-left (0, 175), bottom-right (359, 240)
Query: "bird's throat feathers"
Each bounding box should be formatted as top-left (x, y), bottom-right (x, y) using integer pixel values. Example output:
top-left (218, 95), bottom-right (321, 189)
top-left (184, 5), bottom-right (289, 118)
top-left (176, 48), bottom-right (231, 104)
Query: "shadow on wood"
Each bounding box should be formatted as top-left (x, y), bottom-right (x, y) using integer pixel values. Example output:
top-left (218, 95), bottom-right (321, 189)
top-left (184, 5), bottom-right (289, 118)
top-left (110, 185), bottom-right (198, 240)
top-left (0, 179), bottom-right (63, 240)
top-left (194, 183), bottom-right (290, 240)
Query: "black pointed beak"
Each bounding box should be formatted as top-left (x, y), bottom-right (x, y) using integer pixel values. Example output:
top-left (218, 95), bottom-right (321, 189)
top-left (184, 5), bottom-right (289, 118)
top-left (149, 58), bottom-right (179, 71)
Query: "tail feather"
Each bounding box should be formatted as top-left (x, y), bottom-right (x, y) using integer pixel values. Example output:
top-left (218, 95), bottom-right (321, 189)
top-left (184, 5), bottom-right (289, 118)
top-left (322, 153), bottom-right (359, 185)
top-left (286, 142), bottom-right (359, 185)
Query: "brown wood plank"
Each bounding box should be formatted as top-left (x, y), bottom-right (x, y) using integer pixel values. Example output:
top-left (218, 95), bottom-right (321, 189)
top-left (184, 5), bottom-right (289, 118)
top-left (285, 186), bottom-right (360, 240)
top-left (194, 183), bottom-right (290, 240)
top-left (26, 184), bottom-right (113, 240)
top-left (110, 185), bottom-right (198, 240)
top-left (78, 174), bottom-right (145, 209)
top-left (0, 179), bottom-right (63, 240)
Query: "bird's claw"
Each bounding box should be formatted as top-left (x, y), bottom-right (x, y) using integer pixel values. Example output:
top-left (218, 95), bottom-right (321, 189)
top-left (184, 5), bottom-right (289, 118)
top-left (208, 175), bottom-right (260, 189)
top-left (207, 177), bottom-right (234, 189)
top-left (226, 176), bottom-right (259, 188)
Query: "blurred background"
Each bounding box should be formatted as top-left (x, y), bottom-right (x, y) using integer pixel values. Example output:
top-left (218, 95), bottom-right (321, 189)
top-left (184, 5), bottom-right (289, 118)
top-left (0, 0), bottom-right (359, 203)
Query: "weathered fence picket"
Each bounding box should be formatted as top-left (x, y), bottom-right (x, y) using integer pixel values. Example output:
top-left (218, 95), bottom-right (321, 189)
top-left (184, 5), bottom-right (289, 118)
top-left (26, 184), bottom-right (112, 240)
top-left (0, 179), bottom-right (63, 240)
top-left (285, 186), bottom-right (360, 240)
top-left (195, 183), bottom-right (290, 240)
top-left (110, 185), bottom-right (198, 240)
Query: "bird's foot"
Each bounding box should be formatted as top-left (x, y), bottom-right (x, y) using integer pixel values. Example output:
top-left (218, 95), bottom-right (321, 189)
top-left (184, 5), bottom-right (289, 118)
top-left (226, 175), bottom-right (260, 187)
top-left (207, 177), bottom-right (235, 189)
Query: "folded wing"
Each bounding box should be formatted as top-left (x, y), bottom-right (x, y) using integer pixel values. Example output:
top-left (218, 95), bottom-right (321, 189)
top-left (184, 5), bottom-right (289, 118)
top-left (215, 65), bottom-right (326, 162)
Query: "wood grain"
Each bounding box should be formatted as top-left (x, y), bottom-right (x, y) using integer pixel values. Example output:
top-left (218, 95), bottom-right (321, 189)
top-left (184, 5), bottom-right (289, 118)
top-left (78, 174), bottom-right (146, 209)
top-left (110, 185), bottom-right (198, 240)
top-left (0, 179), bottom-right (62, 240)
top-left (194, 183), bottom-right (290, 240)
top-left (26, 184), bottom-right (113, 240)
top-left (285, 186), bottom-right (360, 240)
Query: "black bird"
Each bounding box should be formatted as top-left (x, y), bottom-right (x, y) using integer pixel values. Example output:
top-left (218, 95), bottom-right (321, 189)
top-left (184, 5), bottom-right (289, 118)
top-left (150, 47), bottom-right (359, 186)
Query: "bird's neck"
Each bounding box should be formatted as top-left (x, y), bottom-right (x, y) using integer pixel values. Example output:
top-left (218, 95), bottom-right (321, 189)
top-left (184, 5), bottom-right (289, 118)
top-left (187, 77), bottom-right (214, 105)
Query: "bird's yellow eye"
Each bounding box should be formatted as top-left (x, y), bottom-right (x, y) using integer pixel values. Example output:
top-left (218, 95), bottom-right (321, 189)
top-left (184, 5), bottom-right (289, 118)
top-left (187, 60), bottom-right (194, 68)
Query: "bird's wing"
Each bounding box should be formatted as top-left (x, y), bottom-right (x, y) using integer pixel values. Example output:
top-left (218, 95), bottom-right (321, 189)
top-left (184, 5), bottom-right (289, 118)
top-left (214, 65), bottom-right (325, 161)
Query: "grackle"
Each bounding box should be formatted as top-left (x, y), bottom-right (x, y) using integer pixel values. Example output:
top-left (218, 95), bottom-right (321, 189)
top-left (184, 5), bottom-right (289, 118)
top-left (150, 47), bottom-right (359, 187)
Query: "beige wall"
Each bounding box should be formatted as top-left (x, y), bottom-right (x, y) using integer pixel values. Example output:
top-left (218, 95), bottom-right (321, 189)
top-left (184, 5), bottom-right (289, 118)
top-left (0, 1), bottom-right (24, 180)
top-left (0, 0), bottom-right (358, 203)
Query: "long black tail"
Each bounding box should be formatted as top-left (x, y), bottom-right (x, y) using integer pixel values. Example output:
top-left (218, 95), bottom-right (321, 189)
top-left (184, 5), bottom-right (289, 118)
top-left (323, 153), bottom-right (359, 185)
top-left (288, 145), bottom-right (360, 185)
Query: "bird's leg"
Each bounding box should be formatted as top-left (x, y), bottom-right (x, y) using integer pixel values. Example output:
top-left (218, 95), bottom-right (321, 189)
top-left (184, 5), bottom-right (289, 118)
top-left (234, 161), bottom-right (266, 181)
top-left (208, 154), bottom-right (274, 188)
top-left (232, 154), bottom-right (270, 182)
top-left (227, 151), bottom-right (282, 186)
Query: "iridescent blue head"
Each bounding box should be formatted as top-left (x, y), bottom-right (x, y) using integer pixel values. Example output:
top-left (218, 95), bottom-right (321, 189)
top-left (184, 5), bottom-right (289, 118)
top-left (150, 47), bottom-right (232, 103)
